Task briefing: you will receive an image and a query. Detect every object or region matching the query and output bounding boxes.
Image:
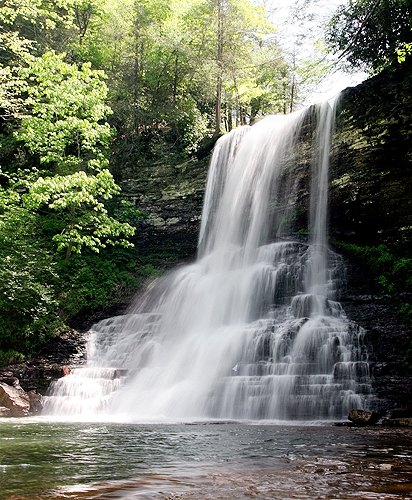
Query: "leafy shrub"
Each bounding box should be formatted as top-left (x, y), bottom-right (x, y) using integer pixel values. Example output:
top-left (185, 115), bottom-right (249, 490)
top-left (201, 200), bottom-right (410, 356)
top-left (0, 350), bottom-right (25, 368)
top-left (0, 201), bottom-right (139, 357)
top-left (339, 243), bottom-right (412, 296)
top-left (55, 247), bottom-right (139, 320)
top-left (0, 206), bottom-right (59, 353)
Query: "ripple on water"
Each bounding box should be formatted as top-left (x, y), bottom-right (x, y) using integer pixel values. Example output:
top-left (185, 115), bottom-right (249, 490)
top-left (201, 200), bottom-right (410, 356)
top-left (1, 423), bottom-right (412, 500)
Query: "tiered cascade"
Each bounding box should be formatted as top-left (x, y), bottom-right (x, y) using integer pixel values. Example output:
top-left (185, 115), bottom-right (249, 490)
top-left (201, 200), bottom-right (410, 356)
top-left (44, 98), bottom-right (374, 421)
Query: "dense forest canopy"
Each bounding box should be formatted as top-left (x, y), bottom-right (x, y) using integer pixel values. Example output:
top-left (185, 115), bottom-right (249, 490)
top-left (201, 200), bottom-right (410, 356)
top-left (0, 0), bottom-right (411, 363)
top-left (325, 0), bottom-right (412, 72)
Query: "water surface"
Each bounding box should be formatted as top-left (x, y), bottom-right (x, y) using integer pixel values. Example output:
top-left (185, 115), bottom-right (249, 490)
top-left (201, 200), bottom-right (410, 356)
top-left (1, 420), bottom-right (412, 499)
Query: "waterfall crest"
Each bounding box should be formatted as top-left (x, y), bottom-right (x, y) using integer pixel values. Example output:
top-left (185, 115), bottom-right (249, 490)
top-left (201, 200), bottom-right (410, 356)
top-left (44, 98), bottom-right (374, 421)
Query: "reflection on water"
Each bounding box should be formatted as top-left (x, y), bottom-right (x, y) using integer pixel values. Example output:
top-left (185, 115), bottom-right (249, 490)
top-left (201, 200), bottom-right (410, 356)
top-left (1, 421), bottom-right (412, 499)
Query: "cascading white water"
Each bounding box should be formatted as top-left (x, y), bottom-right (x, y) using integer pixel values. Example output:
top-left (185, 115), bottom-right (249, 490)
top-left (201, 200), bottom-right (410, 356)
top-left (44, 97), bottom-right (374, 421)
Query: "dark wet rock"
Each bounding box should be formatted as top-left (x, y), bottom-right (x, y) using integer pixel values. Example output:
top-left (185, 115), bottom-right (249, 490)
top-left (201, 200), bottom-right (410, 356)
top-left (382, 408), bottom-right (412, 427)
top-left (119, 157), bottom-right (208, 263)
top-left (28, 391), bottom-right (43, 415)
top-left (386, 408), bottom-right (412, 419)
top-left (0, 375), bottom-right (20, 387)
top-left (381, 418), bottom-right (412, 427)
top-left (338, 253), bottom-right (412, 414)
top-left (348, 409), bottom-right (381, 426)
top-left (5, 329), bottom-right (88, 396)
top-left (334, 421), bottom-right (356, 427)
top-left (325, 64), bottom-right (412, 413)
top-left (330, 63), bottom-right (412, 247)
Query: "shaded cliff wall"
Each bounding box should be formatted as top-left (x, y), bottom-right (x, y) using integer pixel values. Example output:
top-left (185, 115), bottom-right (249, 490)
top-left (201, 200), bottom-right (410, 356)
top-left (120, 157), bottom-right (209, 264)
top-left (329, 62), bottom-right (412, 411)
top-left (120, 63), bottom-right (412, 261)
top-left (330, 62), bottom-right (412, 247)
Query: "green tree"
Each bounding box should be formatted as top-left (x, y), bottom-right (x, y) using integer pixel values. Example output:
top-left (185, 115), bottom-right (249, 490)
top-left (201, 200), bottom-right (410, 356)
top-left (194, 0), bottom-right (279, 133)
top-left (0, 0), bottom-right (106, 57)
top-left (89, 0), bottom-right (293, 163)
top-left (325, 0), bottom-right (412, 72)
top-left (0, 1), bottom-right (140, 362)
top-left (23, 170), bottom-right (134, 260)
top-left (16, 51), bottom-right (113, 173)
top-left (13, 51), bottom-right (135, 259)
top-left (0, 188), bottom-right (59, 354)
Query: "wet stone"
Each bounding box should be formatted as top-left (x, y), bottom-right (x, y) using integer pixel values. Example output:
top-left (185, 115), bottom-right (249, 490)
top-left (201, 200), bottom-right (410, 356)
top-left (0, 376), bottom-right (20, 387)
top-left (386, 408), bottom-right (412, 419)
top-left (348, 409), bottom-right (381, 426)
top-left (381, 417), bottom-right (412, 427)
top-left (28, 391), bottom-right (43, 415)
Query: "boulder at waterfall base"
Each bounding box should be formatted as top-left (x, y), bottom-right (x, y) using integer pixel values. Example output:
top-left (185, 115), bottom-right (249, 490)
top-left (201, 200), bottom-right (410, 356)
top-left (348, 409), bottom-right (381, 426)
top-left (0, 382), bottom-right (31, 417)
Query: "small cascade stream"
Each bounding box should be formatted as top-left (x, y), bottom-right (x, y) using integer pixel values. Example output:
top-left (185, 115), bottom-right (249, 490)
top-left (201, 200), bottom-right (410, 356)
top-left (44, 97), bottom-right (375, 421)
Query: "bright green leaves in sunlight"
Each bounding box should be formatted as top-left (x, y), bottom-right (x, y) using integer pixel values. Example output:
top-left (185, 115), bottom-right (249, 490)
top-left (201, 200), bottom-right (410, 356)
top-left (397, 41), bottom-right (412, 64)
top-left (23, 170), bottom-right (135, 260)
top-left (16, 51), bottom-right (113, 172)
top-left (6, 50), bottom-right (136, 260)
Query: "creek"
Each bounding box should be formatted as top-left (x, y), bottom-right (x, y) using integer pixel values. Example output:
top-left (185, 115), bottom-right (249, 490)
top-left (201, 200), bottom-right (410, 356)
top-left (1, 420), bottom-right (412, 499)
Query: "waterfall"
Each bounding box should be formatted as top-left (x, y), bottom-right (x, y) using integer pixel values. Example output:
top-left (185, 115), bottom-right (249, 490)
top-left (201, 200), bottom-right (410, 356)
top-left (44, 97), bottom-right (374, 421)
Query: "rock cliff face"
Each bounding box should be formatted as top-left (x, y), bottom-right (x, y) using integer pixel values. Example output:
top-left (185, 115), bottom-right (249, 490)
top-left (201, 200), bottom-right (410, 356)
top-left (329, 63), bottom-right (412, 412)
top-left (120, 157), bottom-right (209, 263)
top-left (330, 63), bottom-right (412, 247)
top-left (123, 64), bottom-right (412, 259)
top-left (339, 255), bottom-right (412, 413)
top-left (120, 62), bottom-right (412, 266)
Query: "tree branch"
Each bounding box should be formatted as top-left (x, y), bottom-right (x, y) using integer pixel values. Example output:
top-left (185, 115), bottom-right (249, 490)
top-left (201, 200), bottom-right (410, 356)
top-left (337, 0), bottom-right (382, 62)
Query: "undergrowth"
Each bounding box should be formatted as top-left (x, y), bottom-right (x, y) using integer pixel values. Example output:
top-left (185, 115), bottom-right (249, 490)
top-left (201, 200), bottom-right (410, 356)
top-left (338, 242), bottom-right (412, 369)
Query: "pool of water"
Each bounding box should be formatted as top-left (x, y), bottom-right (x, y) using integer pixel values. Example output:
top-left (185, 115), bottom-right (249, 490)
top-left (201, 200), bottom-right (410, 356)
top-left (1, 420), bottom-right (412, 499)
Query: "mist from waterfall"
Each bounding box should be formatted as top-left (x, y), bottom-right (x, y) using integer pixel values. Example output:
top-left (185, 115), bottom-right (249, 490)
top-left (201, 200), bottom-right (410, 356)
top-left (44, 97), bottom-right (374, 421)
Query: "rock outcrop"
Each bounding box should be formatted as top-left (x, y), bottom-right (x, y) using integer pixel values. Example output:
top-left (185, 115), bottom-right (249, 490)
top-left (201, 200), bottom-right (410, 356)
top-left (382, 418), bottom-right (412, 427)
top-left (348, 409), bottom-right (381, 426)
top-left (120, 157), bottom-right (209, 263)
top-left (0, 381), bottom-right (32, 417)
top-left (330, 63), bottom-right (412, 247)
top-left (0, 327), bottom-right (87, 417)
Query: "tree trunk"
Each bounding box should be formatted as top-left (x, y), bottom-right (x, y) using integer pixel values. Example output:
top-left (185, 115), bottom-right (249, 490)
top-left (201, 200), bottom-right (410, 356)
top-left (173, 53), bottom-right (179, 107)
top-left (133, 5), bottom-right (141, 135)
top-left (289, 49), bottom-right (297, 113)
top-left (65, 205), bottom-right (76, 261)
top-left (65, 241), bottom-right (73, 261)
top-left (215, 0), bottom-right (224, 135)
top-left (289, 73), bottom-right (296, 114)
